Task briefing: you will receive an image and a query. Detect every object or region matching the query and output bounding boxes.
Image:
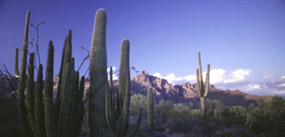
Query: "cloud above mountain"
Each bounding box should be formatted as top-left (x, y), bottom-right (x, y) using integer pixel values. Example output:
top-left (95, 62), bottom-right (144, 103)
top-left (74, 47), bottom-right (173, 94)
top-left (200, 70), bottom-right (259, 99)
top-left (153, 68), bottom-right (251, 85)
top-left (152, 69), bottom-right (285, 96)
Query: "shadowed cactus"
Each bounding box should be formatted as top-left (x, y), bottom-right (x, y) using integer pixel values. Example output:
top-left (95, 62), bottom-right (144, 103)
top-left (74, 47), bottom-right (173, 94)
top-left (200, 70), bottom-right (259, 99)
top-left (27, 52), bottom-right (35, 133)
top-left (106, 66), bottom-right (117, 132)
top-left (147, 88), bottom-right (154, 127)
top-left (14, 48), bottom-right (19, 76)
top-left (44, 41), bottom-right (56, 137)
top-left (196, 52), bottom-right (210, 118)
top-left (18, 11), bottom-right (33, 137)
top-left (35, 64), bottom-right (46, 137)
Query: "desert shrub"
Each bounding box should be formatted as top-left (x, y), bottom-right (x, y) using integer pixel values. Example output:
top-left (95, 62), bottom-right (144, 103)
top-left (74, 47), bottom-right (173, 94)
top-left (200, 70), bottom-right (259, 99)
top-left (155, 99), bottom-right (174, 123)
top-left (130, 94), bottom-right (147, 115)
top-left (246, 96), bottom-right (285, 136)
top-left (167, 103), bottom-right (192, 132)
top-left (221, 106), bottom-right (247, 127)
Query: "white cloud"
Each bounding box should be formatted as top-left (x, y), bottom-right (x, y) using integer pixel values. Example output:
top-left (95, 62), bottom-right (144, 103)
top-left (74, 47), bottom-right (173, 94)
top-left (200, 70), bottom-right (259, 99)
top-left (278, 83), bottom-right (285, 87)
top-left (152, 68), bottom-right (251, 86)
top-left (107, 67), bottom-right (118, 80)
top-left (281, 75), bottom-right (285, 79)
top-left (107, 67), bottom-right (116, 72)
top-left (246, 84), bottom-right (261, 91)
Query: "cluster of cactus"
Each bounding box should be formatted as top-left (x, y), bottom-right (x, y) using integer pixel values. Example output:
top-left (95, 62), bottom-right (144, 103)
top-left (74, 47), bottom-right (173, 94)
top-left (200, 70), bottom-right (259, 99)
top-left (16, 9), bottom-right (143, 137)
top-left (15, 11), bottom-right (85, 137)
top-left (196, 52), bottom-right (210, 118)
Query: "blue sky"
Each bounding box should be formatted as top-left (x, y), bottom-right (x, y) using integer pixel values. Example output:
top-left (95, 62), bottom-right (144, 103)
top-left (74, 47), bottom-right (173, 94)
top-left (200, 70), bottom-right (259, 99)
top-left (0, 0), bottom-right (285, 96)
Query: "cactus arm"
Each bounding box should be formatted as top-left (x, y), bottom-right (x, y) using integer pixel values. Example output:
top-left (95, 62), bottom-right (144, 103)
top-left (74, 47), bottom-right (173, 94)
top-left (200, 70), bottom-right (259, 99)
top-left (204, 64), bottom-right (210, 97)
top-left (196, 69), bottom-right (201, 97)
top-left (44, 41), bottom-right (56, 137)
top-left (198, 52), bottom-right (203, 92)
top-left (14, 48), bottom-right (19, 76)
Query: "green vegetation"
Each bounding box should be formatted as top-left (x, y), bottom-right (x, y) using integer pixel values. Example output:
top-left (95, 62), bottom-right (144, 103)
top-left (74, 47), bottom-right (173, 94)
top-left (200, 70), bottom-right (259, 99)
top-left (2, 8), bottom-right (284, 137)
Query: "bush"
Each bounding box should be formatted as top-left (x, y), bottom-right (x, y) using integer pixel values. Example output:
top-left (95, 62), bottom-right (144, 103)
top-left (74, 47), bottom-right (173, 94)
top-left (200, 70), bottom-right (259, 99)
top-left (245, 96), bottom-right (285, 136)
top-left (221, 106), bottom-right (247, 127)
top-left (130, 94), bottom-right (147, 115)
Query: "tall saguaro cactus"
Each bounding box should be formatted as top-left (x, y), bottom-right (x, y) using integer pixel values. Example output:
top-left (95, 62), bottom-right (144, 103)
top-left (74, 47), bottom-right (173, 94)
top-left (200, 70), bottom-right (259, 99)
top-left (118, 38), bottom-right (130, 116)
top-left (196, 52), bottom-right (210, 117)
top-left (89, 8), bottom-right (107, 137)
top-left (18, 11), bottom-right (33, 137)
top-left (147, 88), bottom-right (154, 127)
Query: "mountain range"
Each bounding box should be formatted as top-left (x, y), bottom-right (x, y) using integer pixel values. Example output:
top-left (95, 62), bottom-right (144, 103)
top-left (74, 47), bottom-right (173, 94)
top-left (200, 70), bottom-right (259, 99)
top-left (1, 71), bottom-right (272, 107)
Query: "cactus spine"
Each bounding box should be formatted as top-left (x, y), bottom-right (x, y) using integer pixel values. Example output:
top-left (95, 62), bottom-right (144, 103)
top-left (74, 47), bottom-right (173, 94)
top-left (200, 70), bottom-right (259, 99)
top-left (89, 8), bottom-right (107, 137)
top-left (35, 64), bottom-right (46, 137)
top-left (44, 41), bottom-right (56, 137)
top-left (105, 66), bottom-right (117, 132)
top-left (196, 52), bottom-right (210, 117)
top-left (18, 11), bottom-right (33, 137)
top-left (14, 48), bottom-right (19, 76)
top-left (147, 88), bottom-right (154, 127)
top-left (27, 52), bottom-right (35, 133)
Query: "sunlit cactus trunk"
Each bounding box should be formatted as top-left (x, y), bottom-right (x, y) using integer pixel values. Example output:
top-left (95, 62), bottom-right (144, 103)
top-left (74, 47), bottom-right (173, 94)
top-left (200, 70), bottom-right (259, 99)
top-left (89, 8), bottom-right (107, 137)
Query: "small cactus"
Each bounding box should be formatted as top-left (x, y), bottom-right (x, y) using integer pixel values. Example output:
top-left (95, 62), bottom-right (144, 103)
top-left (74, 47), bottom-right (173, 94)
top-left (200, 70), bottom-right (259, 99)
top-left (147, 88), bottom-right (154, 127)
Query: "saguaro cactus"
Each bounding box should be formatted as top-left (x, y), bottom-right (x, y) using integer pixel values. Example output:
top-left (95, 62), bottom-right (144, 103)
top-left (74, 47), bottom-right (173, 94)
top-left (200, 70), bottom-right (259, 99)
top-left (118, 39), bottom-right (130, 116)
top-left (117, 69), bottom-right (130, 137)
top-left (27, 52), bottom-right (35, 133)
top-left (105, 66), bottom-right (117, 132)
top-left (89, 8), bottom-right (107, 137)
top-left (44, 41), bottom-right (56, 137)
top-left (14, 48), bottom-right (19, 76)
top-left (147, 88), bottom-right (154, 127)
top-left (196, 52), bottom-right (210, 118)
top-left (132, 108), bottom-right (143, 137)
top-left (18, 11), bottom-right (33, 137)
top-left (58, 30), bottom-right (72, 137)
top-left (34, 64), bottom-right (46, 137)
